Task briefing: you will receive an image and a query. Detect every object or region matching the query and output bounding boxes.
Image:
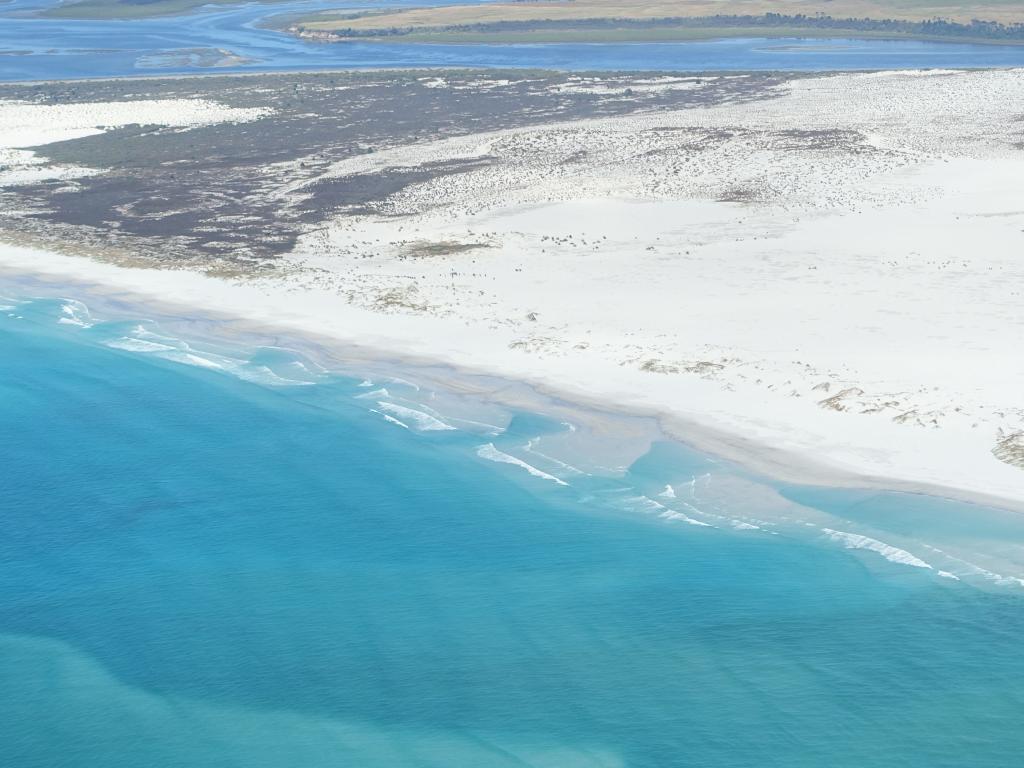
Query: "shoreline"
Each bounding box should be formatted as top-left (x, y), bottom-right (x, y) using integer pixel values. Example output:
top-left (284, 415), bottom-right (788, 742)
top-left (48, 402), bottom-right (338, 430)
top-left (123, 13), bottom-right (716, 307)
top-left (4, 238), bottom-right (1023, 516)
top-left (289, 29), bottom-right (1024, 49)
top-left (3, 42), bottom-right (1023, 87)
top-left (0, 61), bottom-right (966, 89)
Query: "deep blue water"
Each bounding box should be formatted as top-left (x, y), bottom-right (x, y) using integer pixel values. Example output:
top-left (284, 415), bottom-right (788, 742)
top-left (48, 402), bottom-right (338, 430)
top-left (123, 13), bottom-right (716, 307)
top-left (3, 293), bottom-right (1024, 766)
top-left (4, 0), bottom-right (1024, 81)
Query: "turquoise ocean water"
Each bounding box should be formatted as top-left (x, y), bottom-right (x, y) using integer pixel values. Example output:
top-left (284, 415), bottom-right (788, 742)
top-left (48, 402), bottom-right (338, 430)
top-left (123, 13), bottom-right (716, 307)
top-left (2, 291), bottom-right (1024, 766)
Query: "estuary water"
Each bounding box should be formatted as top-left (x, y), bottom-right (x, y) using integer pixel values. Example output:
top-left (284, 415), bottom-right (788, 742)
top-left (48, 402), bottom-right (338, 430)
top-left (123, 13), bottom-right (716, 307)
top-left (2, 289), bottom-right (1024, 766)
top-left (4, 0), bottom-right (1024, 81)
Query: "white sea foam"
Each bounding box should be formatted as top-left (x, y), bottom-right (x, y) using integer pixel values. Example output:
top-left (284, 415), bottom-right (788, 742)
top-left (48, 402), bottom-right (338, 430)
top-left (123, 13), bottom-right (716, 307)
top-left (476, 443), bottom-right (568, 485)
top-left (992, 573), bottom-right (1024, 588)
top-left (687, 473), bottom-right (713, 499)
top-left (172, 351), bottom-right (227, 370)
top-left (448, 416), bottom-right (505, 435)
top-left (626, 495), bottom-right (711, 527)
top-left (963, 564), bottom-right (1024, 588)
top-left (132, 326), bottom-right (185, 345)
top-left (921, 545), bottom-right (1024, 588)
top-left (370, 409), bottom-right (410, 429)
top-left (286, 360), bottom-right (316, 374)
top-left (626, 495), bottom-right (667, 512)
top-left (237, 364), bottom-right (314, 387)
top-left (355, 387), bottom-right (390, 399)
top-left (730, 521), bottom-right (761, 531)
top-left (672, 485), bottom-right (743, 531)
top-left (358, 379), bottom-right (374, 387)
top-left (659, 484), bottom-right (676, 499)
top-left (262, 347), bottom-right (327, 375)
top-left (523, 438), bottom-right (586, 475)
top-left (58, 300), bottom-right (93, 328)
top-left (822, 529), bottom-right (932, 569)
top-left (938, 571), bottom-right (961, 581)
top-left (386, 376), bottom-right (420, 391)
top-left (111, 329), bottom-right (228, 370)
top-left (106, 337), bottom-right (178, 353)
top-left (377, 402), bottom-right (456, 431)
top-left (270, 359), bottom-right (324, 383)
top-left (661, 510), bottom-right (713, 527)
top-left (108, 330), bottom-right (310, 386)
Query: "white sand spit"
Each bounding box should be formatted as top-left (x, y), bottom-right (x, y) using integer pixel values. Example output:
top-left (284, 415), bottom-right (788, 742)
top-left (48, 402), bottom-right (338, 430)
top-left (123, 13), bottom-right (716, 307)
top-left (3, 70), bottom-right (1024, 508)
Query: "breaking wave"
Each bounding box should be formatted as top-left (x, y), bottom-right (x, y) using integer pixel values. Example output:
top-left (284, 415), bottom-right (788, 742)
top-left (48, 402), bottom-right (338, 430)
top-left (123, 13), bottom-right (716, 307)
top-left (523, 437), bottom-right (586, 475)
top-left (369, 408), bottom-right (410, 429)
top-left (625, 495), bottom-right (711, 527)
top-left (376, 402), bottom-right (456, 431)
top-left (58, 299), bottom-right (93, 328)
top-left (921, 544), bottom-right (1024, 588)
top-left (355, 387), bottom-right (390, 399)
top-left (822, 529), bottom-right (932, 569)
top-left (104, 327), bottom-right (313, 387)
top-left (476, 443), bottom-right (568, 486)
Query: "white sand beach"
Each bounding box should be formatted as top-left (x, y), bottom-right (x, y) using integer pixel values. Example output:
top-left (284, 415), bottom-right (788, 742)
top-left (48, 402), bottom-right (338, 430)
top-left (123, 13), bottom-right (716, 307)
top-left (2, 69), bottom-right (1023, 507)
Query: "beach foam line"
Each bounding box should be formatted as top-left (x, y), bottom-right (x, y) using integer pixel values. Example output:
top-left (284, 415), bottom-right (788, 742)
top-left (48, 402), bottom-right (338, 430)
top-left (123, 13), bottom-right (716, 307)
top-left (124, 329), bottom-right (318, 386)
top-left (377, 401), bottom-right (456, 431)
top-left (106, 331), bottom-right (313, 387)
top-left (476, 443), bottom-right (568, 485)
top-left (822, 528), bottom-right (932, 569)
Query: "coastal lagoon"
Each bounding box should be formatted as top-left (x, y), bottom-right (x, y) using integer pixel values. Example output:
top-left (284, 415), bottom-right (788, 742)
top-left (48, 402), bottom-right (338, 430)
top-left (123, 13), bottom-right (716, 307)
top-left (5, 0), bottom-right (1024, 80)
top-left (3, 285), bottom-right (1024, 766)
